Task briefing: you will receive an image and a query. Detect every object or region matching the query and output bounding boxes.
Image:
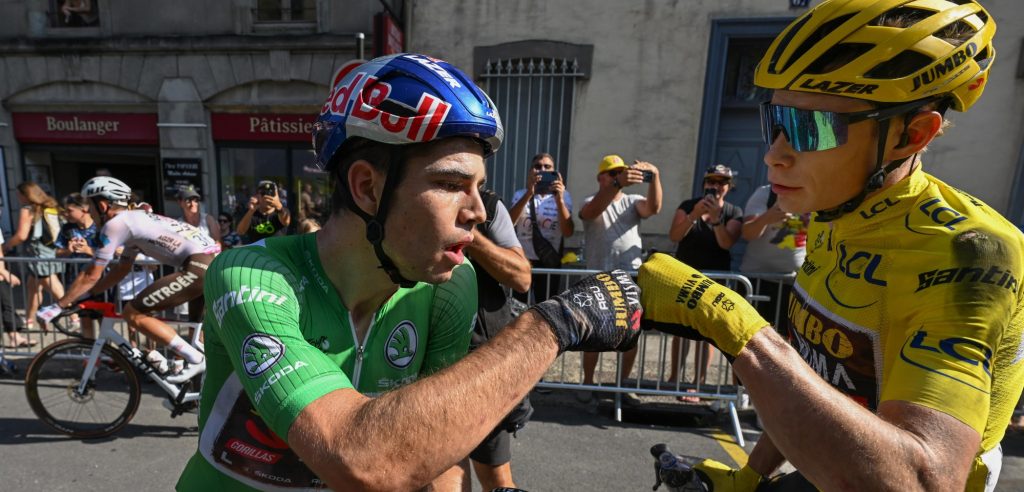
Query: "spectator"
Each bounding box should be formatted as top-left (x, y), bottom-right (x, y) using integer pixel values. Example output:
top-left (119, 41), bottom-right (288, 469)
top-left (217, 213), bottom-right (243, 250)
top-left (739, 184), bottom-right (809, 324)
top-left (298, 183), bottom-right (321, 223)
top-left (578, 154), bottom-right (662, 402)
top-left (176, 185), bottom-right (221, 244)
top-left (0, 225), bottom-right (31, 348)
top-left (3, 182), bottom-right (66, 332)
top-left (509, 152), bottom-right (573, 303)
top-left (55, 193), bottom-right (99, 259)
top-left (666, 164), bottom-right (743, 401)
top-left (465, 189), bottom-right (533, 491)
top-left (60, 0), bottom-right (98, 27)
top-left (237, 180), bottom-right (290, 243)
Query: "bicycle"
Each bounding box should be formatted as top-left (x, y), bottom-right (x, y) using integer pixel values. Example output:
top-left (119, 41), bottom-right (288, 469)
top-left (24, 301), bottom-right (204, 439)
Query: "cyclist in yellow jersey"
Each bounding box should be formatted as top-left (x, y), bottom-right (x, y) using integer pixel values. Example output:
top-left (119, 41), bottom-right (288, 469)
top-left (638, 1), bottom-right (1023, 490)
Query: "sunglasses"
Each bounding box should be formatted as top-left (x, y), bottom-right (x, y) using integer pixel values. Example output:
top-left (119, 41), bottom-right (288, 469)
top-left (606, 169), bottom-right (623, 177)
top-left (704, 178), bottom-right (730, 186)
top-left (759, 99), bottom-right (930, 152)
top-left (182, 197), bottom-right (200, 203)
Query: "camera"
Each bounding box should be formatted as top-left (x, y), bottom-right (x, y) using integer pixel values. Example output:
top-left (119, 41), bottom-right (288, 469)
top-left (535, 171), bottom-right (558, 194)
top-left (703, 187), bottom-right (717, 199)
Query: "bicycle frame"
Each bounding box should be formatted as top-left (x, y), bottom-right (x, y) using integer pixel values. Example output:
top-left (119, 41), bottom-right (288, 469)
top-left (76, 309), bottom-right (203, 406)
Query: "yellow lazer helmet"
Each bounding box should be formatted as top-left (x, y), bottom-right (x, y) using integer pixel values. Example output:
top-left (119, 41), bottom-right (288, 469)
top-left (755, 0), bottom-right (996, 112)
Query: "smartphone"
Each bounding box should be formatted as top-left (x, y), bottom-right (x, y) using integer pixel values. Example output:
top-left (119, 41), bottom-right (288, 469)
top-left (704, 187), bottom-right (717, 199)
top-left (630, 164), bottom-right (654, 183)
top-left (259, 182), bottom-right (278, 197)
top-left (535, 171), bottom-right (558, 194)
top-left (766, 190), bottom-right (778, 208)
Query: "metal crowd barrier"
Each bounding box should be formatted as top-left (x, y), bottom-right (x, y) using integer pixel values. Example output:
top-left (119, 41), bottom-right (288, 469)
top-left (528, 267), bottom-right (795, 446)
top-left (0, 256), bottom-right (797, 445)
top-left (0, 256), bottom-right (188, 360)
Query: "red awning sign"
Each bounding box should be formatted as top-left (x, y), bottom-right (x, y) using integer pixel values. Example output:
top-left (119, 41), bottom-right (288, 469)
top-left (211, 114), bottom-right (315, 142)
top-left (13, 113), bottom-right (159, 145)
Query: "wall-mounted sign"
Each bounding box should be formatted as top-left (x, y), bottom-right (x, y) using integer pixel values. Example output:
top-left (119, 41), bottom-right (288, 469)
top-left (211, 114), bottom-right (315, 142)
top-left (374, 12), bottom-right (404, 57)
top-left (162, 158), bottom-right (202, 199)
top-left (12, 113), bottom-right (159, 145)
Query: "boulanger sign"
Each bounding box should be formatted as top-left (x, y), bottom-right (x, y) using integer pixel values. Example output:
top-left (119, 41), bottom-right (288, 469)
top-left (12, 113), bottom-right (159, 144)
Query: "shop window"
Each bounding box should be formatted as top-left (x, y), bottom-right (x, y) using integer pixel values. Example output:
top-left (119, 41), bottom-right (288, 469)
top-left (217, 144), bottom-right (331, 232)
top-left (254, 0), bottom-right (316, 23)
top-left (49, 0), bottom-right (99, 28)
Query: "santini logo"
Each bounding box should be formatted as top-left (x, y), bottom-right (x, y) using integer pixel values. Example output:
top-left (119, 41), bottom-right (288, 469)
top-left (213, 285), bottom-right (288, 324)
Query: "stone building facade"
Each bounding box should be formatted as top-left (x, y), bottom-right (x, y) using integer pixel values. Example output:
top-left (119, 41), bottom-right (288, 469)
top-left (0, 0), bottom-right (402, 231)
top-left (409, 0), bottom-right (1024, 248)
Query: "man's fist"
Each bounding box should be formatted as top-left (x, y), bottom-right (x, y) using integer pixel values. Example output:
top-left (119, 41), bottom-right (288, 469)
top-left (529, 270), bottom-right (642, 353)
top-left (638, 253), bottom-right (769, 359)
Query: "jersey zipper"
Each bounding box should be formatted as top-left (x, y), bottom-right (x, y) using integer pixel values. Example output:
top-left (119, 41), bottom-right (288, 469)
top-left (348, 311), bottom-right (377, 389)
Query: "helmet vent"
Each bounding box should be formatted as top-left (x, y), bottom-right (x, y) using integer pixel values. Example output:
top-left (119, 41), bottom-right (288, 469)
top-left (934, 19), bottom-right (979, 45)
top-left (783, 13), bottom-right (857, 73)
top-left (865, 50), bottom-right (933, 78)
top-left (768, 12), bottom-right (813, 74)
top-left (871, 7), bottom-right (933, 28)
top-left (804, 43), bottom-right (874, 75)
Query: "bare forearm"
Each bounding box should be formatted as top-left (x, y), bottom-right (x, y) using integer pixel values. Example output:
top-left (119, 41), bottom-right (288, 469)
top-left (712, 223), bottom-right (738, 249)
top-left (578, 187), bottom-right (617, 221)
top-left (668, 213), bottom-right (694, 243)
top-left (741, 215), bottom-right (772, 241)
top-left (91, 263), bottom-right (132, 294)
top-left (466, 237), bottom-right (531, 293)
top-left (643, 181), bottom-right (663, 217)
top-left (509, 192), bottom-right (531, 224)
top-left (297, 311), bottom-right (559, 490)
top-left (62, 273), bottom-right (101, 306)
top-left (557, 199), bottom-right (574, 236)
top-left (734, 329), bottom-right (968, 491)
top-left (237, 209), bottom-right (255, 235)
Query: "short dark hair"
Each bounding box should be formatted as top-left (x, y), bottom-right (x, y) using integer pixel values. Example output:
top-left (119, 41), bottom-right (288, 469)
top-left (532, 152), bottom-right (554, 164)
top-left (62, 192), bottom-right (88, 208)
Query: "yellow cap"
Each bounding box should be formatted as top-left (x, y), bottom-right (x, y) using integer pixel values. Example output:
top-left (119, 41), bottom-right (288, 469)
top-left (597, 155), bottom-right (626, 176)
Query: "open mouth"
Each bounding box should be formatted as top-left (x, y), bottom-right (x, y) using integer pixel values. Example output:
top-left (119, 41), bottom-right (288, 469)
top-left (443, 236), bottom-right (473, 264)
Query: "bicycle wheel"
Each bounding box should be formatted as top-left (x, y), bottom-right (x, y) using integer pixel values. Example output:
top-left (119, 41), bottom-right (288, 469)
top-left (25, 339), bottom-right (141, 439)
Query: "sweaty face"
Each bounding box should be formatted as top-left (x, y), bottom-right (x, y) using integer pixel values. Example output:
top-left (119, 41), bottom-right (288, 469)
top-left (382, 138), bottom-right (487, 284)
top-left (763, 90), bottom-right (880, 214)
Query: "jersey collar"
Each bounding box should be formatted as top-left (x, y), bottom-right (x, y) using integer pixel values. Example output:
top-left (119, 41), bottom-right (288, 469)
top-left (825, 167), bottom-right (929, 232)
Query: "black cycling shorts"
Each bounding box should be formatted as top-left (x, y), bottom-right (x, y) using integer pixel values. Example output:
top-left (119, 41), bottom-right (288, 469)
top-left (129, 253), bottom-right (213, 322)
top-left (470, 426), bottom-right (512, 466)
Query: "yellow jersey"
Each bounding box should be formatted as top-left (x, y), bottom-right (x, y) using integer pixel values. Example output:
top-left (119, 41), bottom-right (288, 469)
top-left (787, 168), bottom-right (1024, 490)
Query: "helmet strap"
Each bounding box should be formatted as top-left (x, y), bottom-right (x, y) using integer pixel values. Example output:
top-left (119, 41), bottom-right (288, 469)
top-left (814, 117), bottom-right (913, 222)
top-left (344, 146), bottom-right (417, 288)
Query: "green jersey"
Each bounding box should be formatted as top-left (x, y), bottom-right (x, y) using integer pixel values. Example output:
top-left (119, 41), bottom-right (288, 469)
top-left (177, 233), bottom-right (477, 490)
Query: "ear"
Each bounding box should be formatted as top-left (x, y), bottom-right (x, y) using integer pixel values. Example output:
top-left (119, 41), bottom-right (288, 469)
top-left (346, 159), bottom-right (383, 216)
top-left (888, 110), bottom-right (942, 161)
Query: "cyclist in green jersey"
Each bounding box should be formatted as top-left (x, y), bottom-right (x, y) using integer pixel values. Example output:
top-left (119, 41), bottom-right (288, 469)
top-left (177, 53), bottom-right (644, 491)
top-left (639, 1), bottom-right (1024, 491)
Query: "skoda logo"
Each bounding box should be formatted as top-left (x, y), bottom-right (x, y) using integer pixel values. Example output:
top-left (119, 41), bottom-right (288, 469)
top-left (385, 321), bottom-right (418, 369)
top-left (241, 334), bottom-right (286, 377)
